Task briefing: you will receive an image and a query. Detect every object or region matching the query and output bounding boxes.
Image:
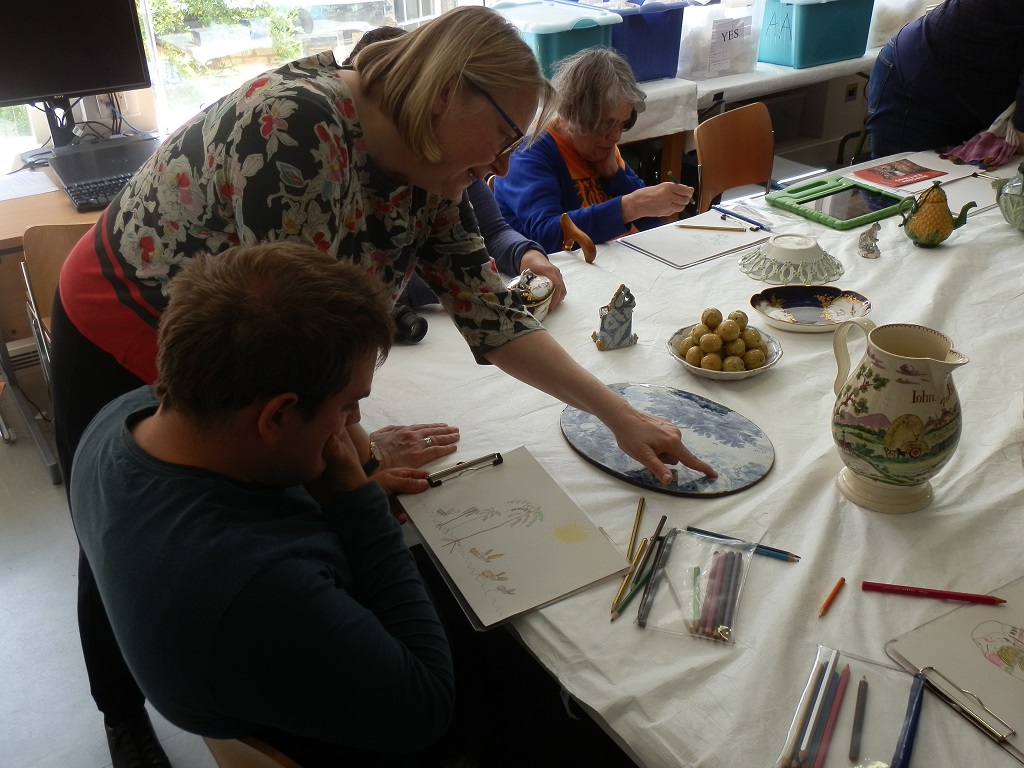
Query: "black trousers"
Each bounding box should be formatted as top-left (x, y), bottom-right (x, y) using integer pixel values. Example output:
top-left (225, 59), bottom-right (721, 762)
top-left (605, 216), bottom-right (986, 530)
top-left (51, 286), bottom-right (148, 724)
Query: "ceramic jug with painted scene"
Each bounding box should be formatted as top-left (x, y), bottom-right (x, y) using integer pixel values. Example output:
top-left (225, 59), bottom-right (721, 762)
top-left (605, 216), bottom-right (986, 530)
top-left (831, 318), bottom-right (968, 513)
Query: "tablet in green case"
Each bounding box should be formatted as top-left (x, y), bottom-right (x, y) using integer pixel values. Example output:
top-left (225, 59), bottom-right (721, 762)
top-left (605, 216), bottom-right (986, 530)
top-left (766, 176), bottom-right (905, 231)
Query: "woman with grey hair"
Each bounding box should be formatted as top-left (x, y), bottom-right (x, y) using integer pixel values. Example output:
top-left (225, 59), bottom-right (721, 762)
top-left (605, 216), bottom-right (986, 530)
top-left (494, 47), bottom-right (694, 253)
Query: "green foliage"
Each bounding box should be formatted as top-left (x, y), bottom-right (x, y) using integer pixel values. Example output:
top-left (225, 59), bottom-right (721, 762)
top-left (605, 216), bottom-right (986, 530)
top-left (0, 105), bottom-right (31, 137)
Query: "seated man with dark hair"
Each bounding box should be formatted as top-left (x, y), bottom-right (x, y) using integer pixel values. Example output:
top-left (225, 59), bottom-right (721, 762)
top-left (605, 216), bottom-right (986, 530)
top-left (70, 242), bottom-right (454, 767)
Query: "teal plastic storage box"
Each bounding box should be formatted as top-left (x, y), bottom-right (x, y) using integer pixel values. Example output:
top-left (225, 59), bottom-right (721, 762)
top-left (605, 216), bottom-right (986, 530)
top-left (609, 0), bottom-right (688, 82)
top-left (493, 0), bottom-right (622, 78)
top-left (758, 0), bottom-right (874, 69)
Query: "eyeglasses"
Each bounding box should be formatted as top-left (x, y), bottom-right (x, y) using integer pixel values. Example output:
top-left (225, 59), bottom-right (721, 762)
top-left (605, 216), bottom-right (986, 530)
top-left (595, 109), bottom-right (638, 137)
top-left (479, 88), bottom-right (526, 158)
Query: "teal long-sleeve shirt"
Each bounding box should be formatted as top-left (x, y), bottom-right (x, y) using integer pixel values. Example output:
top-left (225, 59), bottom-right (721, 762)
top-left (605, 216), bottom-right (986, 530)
top-left (71, 387), bottom-right (454, 763)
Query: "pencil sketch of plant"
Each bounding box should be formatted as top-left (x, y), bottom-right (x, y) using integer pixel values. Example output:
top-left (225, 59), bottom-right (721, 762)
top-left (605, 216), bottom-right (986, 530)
top-left (437, 500), bottom-right (544, 554)
top-left (479, 570), bottom-right (508, 582)
top-left (469, 547), bottom-right (504, 563)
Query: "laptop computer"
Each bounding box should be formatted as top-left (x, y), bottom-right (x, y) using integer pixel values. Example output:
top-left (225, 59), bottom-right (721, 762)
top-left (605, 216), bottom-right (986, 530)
top-left (48, 135), bottom-right (159, 212)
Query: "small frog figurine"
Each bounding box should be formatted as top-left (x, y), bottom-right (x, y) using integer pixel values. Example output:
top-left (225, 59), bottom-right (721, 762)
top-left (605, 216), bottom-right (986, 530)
top-left (592, 284), bottom-right (638, 351)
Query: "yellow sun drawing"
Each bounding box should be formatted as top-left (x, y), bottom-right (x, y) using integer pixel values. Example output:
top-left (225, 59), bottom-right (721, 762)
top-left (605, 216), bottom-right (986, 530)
top-left (553, 523), bottom-right (589, 543)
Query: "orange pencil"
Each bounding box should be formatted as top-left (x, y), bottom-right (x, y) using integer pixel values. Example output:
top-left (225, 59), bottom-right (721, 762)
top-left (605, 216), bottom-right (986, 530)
top-left (818, 577), bottom-right (846, 618)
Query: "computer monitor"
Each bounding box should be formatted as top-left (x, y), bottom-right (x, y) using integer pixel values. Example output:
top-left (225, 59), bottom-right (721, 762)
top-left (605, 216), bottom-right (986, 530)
top-left (0, 0), bottom-right (151, 149)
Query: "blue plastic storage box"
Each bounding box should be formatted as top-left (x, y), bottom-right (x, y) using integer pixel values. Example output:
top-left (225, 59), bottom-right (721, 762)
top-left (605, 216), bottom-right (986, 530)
top-left (758, 0), bottom-right (874, 69)
top-left (493, 0), bottom-right (622, 78)
top-left (609, 0), bottom-right (688, 82)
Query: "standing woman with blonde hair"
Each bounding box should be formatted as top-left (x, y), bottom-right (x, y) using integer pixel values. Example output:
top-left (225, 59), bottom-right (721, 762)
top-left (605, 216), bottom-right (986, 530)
top-left (51, 8), bottom-right (715, 766)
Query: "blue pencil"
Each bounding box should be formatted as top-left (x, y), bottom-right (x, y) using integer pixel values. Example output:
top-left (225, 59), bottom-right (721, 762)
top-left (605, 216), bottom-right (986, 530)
top-left (686, 526), bottom-right (800, 562)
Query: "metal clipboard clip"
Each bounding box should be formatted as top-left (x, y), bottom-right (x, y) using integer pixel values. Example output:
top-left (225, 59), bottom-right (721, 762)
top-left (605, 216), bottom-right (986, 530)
top-left (918, 666), bottom-right (1017, 744)
top-left (427, 452), bottom-right (503, 487)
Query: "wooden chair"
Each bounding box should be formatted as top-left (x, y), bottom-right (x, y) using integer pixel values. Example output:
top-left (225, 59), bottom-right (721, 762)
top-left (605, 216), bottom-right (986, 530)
top-left (20, 223), bottom-right (93, 395)
top-left (692, 102), bottom-right (775, 213)
top-left (202, 736), bottom-right (302, 768)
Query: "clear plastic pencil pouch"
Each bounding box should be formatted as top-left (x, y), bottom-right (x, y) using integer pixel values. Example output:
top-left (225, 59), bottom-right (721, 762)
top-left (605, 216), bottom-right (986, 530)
top-left (639, 527), bottom-right (755, 645)
top-left (776, 644), bottom-right (923, 768)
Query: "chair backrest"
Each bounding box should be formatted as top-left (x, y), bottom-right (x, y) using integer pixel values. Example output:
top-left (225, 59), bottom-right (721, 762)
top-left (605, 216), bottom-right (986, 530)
top-left (692, 102), bottom-right (775, 213)
top-left (21, 223), bottom-right (93, 325)
top-left (202, 736), bottom-right (302, 768)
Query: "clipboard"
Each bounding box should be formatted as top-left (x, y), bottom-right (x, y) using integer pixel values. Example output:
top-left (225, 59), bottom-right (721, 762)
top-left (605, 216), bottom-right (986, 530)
top-left (398, 446), bottom-right (629, 630)
top-left (884, 575), bottom-right (1024, 764)
top-left (618, 210), bottom-right (768, 269)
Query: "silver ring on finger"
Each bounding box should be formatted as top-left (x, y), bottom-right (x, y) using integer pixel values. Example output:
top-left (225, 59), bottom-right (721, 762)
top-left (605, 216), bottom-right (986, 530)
top-left (423, 437), bottom-right (434, 448)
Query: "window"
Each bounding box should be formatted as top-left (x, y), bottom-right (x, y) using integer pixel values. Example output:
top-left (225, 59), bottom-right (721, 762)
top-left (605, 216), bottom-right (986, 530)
top-left (2, 0), bottom-right (472, 170)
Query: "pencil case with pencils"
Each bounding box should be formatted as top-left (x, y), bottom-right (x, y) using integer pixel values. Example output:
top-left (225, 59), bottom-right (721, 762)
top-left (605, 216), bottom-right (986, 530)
top-left (776, 644), bottom-right (924, 768)
top-left (640, 529), bottom-right (755, 645)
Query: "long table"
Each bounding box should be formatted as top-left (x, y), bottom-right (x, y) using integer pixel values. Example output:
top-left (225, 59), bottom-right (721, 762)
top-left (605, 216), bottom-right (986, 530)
top-left (364, 156), bottom-right (1024, 767)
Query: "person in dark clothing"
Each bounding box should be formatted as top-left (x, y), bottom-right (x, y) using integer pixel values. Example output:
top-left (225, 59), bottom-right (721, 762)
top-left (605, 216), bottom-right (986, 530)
top-left (865, 0), bottom-right (1024, 158)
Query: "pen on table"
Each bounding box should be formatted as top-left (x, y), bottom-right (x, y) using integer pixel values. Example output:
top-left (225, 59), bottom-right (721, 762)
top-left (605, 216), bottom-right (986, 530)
top-left (818, 577), bottom-right (845, 618)
top-left (861, 580), bottom-right (1006, 605)
top-left (610, 566), bottom-right (652, 622)
top-left (611, 537), bottom-right (649, 614)
top-left (627, 496), bottom-right (645, 561)
top-left (686, 525), bottom-right (801, 562)
top-left (631, 514), bottom-right (667, 586)
top-left (711, 204), bottom-right (773, 232)
top-left (849, 675), bottom-right (868, 761)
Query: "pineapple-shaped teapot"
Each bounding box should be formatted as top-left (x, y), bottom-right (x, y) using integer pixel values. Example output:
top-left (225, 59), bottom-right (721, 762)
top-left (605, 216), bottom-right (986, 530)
top-left (898, 181), bottom-right (976, 247)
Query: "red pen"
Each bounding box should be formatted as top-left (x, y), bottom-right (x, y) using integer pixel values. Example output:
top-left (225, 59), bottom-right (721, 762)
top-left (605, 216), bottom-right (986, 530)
top-left (861, 581), bottom-right (1006, 605)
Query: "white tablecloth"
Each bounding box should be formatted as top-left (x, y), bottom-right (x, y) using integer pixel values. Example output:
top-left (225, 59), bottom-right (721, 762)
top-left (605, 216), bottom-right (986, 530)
top-left (364, 164), bottom-right (1024, 767)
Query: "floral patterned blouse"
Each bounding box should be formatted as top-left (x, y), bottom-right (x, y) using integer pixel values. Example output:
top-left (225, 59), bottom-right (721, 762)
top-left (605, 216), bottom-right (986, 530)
top-left (60, 51), bottom-right (540, 384)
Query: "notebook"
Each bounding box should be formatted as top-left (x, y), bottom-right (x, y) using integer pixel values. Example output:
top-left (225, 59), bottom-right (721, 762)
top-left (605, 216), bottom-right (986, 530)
top-left (398, 446), bottom-right (628, 629)
top-left (618, 210), bottom-right (768, 269)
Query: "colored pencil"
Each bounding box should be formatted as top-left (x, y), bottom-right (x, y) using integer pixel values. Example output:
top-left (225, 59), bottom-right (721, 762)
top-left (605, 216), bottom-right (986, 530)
top-left (610, 567), bottom-right (652, 622)
top-left (637, 528), bottom-right (676, 628)
top-left (709, 551), bottom-right (736, 640)
top-left (718, 552), bottom-right (743, 643)
top-left (890, 673), bottom-right (927, 768)
top-left (861, 580), bottom-right (1006, 605)
top-left (627, 497), bottom-right (645, 560)
top-left (611, 537), bottom-right (648, 613)
top-left (810, 664), bottom-right (850, 768)
top-left (631, 514), bottom-right (667, 587)
top-left (712, 204), bottom-right (773, 232)
top-left (849, 676), bottom-right (868, 761)
top-left (818, 577), bottom-right (846, 618)
top-left (799, 649), bottom-right (839, 758)
top-left (686, 525), bottom-right (801, 562)
top-left (779, 662), bottom-right (825, 768)
top-left (698, 550), bottom-right (726, 637)
top-left (691, 565), bottom-right (701, 622)
top-left (675, 223), bottom-right (748, 233)
top-left (801, 665), bottom-right (841, 768)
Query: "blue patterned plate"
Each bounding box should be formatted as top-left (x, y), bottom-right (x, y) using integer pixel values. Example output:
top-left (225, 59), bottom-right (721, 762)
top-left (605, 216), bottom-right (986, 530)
top-left (749, 285), bottom-right (871, 333)
top-left (560, 383), bottom-right (774, 496)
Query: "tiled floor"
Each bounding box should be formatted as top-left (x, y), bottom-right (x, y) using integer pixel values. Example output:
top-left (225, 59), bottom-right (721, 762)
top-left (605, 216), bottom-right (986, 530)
top-left (0, 366), bottom-right (215, 768)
